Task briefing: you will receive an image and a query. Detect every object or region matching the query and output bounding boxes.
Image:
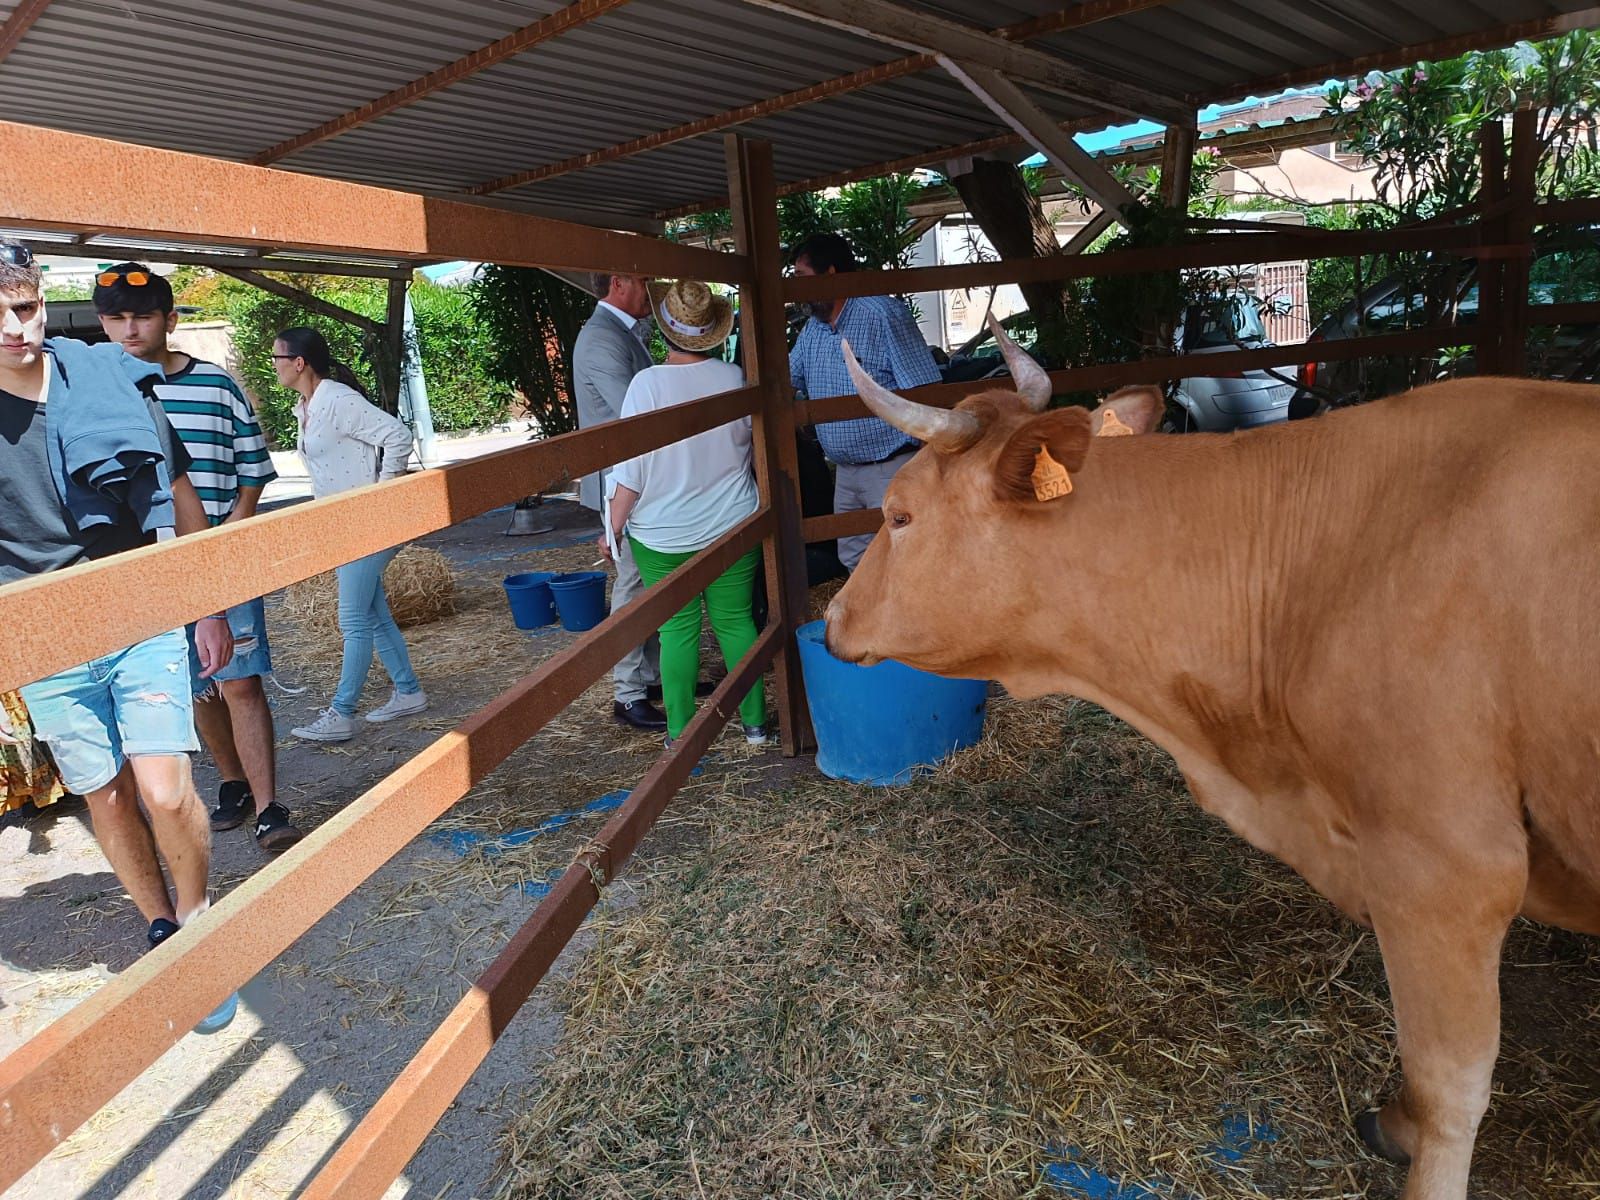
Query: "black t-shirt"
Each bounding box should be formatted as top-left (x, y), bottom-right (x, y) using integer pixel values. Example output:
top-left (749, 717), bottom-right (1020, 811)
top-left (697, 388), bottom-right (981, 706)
top-left (0, 387), bottom-right (193, 585)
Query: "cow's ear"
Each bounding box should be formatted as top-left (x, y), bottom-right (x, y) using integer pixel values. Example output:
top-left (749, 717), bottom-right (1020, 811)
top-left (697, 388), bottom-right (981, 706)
top-left (1092, 385), bottom-right (1163, 437)
top-left (994, 406), bottom-right (1093, 504)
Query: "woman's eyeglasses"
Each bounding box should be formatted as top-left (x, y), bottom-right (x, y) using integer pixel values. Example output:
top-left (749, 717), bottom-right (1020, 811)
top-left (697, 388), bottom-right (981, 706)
top-left (95, 269), bottom-right (151, 287)
top-left (0, 245), bottom-right (34, 268)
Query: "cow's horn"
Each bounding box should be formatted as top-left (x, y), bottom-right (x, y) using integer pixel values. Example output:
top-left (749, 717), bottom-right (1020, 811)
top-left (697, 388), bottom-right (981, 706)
top-left (986, 313), bottom-right (1052, 412)
top-left (841, 338), bottom-right (982, 451)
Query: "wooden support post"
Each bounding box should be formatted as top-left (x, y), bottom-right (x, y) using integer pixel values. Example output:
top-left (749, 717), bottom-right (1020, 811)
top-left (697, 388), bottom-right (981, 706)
top-left (1476, 122), bottom-right (1508, 376)
top-left (1501, 108), bottom-right (1539, 379)
top-left (725, 133), bottom-right (815, 755)
top-left (381, 276), bottom-right (408, 414)
top-left (1160, 120), bottom-right (1197, 214)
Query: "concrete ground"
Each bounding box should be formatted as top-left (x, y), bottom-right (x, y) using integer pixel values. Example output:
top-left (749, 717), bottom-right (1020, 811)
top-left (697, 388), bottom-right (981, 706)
top-left (0, 471), bottom-right (765, 1200)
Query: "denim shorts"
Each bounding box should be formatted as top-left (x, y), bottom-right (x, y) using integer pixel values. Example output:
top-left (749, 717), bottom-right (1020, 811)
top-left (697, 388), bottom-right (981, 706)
top-left (186, 596), bottom-right (273, 697)
top-left (18, 627), bottom-right (199, 794)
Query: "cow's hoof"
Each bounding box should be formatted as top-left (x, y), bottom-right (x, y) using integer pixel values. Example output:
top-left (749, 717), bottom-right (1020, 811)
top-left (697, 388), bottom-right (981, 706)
top-left (1355, 1109), bottom-right (1411, 1166)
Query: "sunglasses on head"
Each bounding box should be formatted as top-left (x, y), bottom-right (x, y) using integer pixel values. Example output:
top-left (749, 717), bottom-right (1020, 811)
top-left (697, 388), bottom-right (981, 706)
top-left (0, 244), bottom-right (34, 268)
top-left (96, 269), bottom-right (151, 288)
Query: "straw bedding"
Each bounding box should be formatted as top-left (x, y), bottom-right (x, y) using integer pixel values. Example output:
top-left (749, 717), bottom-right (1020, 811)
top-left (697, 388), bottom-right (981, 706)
top-left (490, 675), bottom-right (1600, 1198)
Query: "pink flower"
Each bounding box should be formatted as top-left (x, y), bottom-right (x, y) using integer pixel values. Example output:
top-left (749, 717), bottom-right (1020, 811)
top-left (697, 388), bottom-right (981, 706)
top-left (1391, 82), bottom-right (1404, 95)
top-left (1355, 82), bottom-right (1373, 99)
top-left (1413, 68), bottom-right (1427, 83)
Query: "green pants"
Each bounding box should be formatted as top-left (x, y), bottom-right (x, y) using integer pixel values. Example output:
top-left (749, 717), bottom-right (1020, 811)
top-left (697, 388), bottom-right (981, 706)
top-left (628, 537), bottom-right (766, 739)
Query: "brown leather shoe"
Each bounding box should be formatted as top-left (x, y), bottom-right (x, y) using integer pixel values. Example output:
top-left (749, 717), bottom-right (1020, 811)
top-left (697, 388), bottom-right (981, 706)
top-left (613, 699), bottom-right (668, 731)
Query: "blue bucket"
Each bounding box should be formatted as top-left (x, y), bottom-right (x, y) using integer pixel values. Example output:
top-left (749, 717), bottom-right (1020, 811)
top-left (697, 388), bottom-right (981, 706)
top-left (795, 619), bottom-right (988, 786)
top-left (549, 571), bottom-right (610, 632)
top-left (503, 571), bottom-right (558, 629)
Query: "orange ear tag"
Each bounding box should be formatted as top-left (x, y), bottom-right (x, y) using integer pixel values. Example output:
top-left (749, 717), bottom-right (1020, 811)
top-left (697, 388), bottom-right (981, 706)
top-left (1031, 445), bottom-right (1072, 501)
top-left (1097, 409), bottom-right (1134, 437)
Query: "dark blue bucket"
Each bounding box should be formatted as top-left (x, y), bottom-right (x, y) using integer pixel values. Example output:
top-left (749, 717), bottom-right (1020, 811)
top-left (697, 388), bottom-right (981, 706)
top-left (503, 571), bottom-right (558, 629)
top-left (549, 571), bottom-right (609, 632)
top-left (795, 619), bottom-right (988, 786)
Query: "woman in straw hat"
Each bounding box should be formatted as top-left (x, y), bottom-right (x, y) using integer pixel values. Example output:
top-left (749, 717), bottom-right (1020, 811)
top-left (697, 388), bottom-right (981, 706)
top-left (602, 280), bottom-right (768, 747)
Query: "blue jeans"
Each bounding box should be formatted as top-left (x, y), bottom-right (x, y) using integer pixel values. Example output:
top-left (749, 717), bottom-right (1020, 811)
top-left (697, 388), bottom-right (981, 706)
top-left (20, 628), bottom-right (199, 794)
top-left (186, 595), bottom-right (273, 697)
top-left (333, 546), bottom-right (421, 717)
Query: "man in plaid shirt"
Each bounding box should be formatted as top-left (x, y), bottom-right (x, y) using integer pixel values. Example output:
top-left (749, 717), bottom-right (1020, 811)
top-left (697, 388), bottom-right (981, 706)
top-left (788, 233), bottom-right (942, 571)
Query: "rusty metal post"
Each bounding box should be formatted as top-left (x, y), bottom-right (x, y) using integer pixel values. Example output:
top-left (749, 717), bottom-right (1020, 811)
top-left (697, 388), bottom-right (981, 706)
top-left (725, 133), bottom-right (815, 754)
top-left (1476, 120), bottom-right (1508, 376)
top-left (1501, 108), bottom-right (1539, 378)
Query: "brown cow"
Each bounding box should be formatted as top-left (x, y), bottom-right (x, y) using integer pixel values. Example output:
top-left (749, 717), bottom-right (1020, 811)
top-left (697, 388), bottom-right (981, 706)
top-left (823, 321), bottom-right (1600, 1200)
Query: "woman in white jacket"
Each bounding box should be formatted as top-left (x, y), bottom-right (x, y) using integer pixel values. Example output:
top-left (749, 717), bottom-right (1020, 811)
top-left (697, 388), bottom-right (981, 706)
top-left (271, 327), bottom-right (428, 742)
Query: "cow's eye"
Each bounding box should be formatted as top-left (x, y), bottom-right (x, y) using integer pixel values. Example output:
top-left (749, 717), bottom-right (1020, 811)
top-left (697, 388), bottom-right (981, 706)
top-left (889, 510), bottom-right (911, 528)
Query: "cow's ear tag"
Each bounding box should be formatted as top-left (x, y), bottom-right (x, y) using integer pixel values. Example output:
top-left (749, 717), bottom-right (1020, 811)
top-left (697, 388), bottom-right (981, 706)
top-left (1097, 409), bottom-right (1134, 437)
top-left (1031, 445), bottom-right (1072, 501)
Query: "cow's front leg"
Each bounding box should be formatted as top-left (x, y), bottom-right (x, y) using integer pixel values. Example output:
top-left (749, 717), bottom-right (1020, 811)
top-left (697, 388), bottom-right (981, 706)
top-left (1357, 833), bottom-right (1526, 1200)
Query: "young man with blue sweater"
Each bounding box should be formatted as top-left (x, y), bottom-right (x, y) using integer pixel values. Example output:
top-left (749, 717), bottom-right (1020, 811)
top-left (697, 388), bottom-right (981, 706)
top-left (0, 243), bottom-right (236, 1031)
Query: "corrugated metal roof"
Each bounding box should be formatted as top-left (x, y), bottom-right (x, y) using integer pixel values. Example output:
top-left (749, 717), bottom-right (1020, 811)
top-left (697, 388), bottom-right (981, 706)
top-left (0, 0), bottom-right (1593, 231)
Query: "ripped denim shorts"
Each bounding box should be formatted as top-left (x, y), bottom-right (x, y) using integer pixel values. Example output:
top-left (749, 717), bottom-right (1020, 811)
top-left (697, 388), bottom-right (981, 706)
top-left (19, 627), bottom-right (198, 794)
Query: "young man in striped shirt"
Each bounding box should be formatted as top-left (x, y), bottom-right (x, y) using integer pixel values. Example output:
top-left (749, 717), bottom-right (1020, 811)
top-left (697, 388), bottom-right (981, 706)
top-left (95, 264), bottom-right (303, 853)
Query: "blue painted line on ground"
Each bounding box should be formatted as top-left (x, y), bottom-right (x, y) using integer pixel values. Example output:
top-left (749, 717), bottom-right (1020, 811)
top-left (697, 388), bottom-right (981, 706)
top-left (426, 763), bottom-right (712, 891)
top-left (1204, 1109), bottom-right (1277, 1165)
top-left (1043, 1109), bottom-right (1277, 1198)
top-left (1042, 1152), bottom-right (1167, 1200)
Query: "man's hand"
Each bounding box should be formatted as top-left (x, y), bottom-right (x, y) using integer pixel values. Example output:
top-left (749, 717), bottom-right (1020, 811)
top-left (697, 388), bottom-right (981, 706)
top-left (193, 617), bottom-right (235, 679)
top-left (597, 532), bottom-right (614, 563)
top-left (0, 704), bottom-right (19, 746)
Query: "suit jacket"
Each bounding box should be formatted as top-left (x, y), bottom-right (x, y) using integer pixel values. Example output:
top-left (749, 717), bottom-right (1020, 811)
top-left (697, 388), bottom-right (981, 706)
top-left (573, 306), bottom-right (653, 511)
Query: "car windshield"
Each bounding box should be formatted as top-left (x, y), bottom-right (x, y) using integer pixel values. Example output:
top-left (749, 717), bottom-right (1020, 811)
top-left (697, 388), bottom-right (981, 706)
top-left (1184, 294), bottom-right (1267, 349)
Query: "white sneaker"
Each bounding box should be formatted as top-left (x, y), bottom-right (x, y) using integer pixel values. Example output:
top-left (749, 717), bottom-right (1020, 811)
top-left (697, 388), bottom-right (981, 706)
top-left (743, 723), bottom-right (773, 746)
top-left (291, 707), bottom-right (357, 742)
top-left (365, 689), bottom-right (429, 723)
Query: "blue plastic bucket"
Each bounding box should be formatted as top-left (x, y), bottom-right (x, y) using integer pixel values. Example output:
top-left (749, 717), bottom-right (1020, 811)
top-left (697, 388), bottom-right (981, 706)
top-left (503, 571), bottom-right (557, 629)
top-left (795, 619), bottom-right (988, 786)
top-left (549, 571), bottom-right (610, 632)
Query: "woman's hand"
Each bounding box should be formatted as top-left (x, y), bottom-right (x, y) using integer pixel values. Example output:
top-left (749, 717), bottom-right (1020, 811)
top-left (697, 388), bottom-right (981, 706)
top-left (598, 532), bottom-right (614, 563)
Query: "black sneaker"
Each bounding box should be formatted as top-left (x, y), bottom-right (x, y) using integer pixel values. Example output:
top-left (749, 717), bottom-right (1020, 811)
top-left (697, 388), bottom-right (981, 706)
top-left (253, 802), bottom-right (304, 853)
top-left (211, 780), bottom-right (254, 831)
top-left (148, 918), bottom-right (180, 949)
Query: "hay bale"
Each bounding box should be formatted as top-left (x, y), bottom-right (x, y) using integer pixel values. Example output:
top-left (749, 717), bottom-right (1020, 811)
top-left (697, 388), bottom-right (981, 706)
top-left (281, 546), bottom-right (456, 645)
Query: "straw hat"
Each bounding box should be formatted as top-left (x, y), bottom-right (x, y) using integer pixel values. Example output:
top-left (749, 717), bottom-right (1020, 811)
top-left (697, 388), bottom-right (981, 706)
top-left (648, 279), bottom-right (734, 353)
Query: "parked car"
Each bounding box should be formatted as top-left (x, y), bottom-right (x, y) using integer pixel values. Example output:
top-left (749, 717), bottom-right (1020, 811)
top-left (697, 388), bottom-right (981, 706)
top-left (1297, 223), bottom-right (1600, 406)
top-left (1164, 292), bottom-right (1301, 431)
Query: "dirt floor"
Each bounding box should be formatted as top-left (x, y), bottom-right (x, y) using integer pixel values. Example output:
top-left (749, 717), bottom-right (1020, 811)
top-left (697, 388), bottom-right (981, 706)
top-left (3, 497), bottom-right (1599, 1199)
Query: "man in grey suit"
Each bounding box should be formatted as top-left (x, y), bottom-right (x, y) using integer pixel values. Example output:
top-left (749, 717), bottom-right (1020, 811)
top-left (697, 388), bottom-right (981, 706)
top-left (574, 272), bottom-right (666, 731)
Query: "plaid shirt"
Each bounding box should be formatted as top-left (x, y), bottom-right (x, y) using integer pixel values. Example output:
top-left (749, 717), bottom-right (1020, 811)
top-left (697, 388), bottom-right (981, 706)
top-left (789, 294), bottom-right (942, 465)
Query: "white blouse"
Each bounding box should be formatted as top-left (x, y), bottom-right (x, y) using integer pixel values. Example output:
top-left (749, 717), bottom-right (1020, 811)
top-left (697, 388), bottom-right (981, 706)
top-left (295, 379), bottom-right (414, 499)
top-left (610, 359), bottom-right (757, 553)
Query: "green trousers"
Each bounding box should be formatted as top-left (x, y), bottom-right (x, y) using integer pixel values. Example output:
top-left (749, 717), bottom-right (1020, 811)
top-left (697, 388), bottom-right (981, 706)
top-left (628, 538), bottom-right (766, 739)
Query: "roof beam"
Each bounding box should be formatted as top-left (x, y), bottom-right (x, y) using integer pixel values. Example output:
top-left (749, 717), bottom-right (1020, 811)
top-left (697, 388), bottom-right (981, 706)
top-left (938, 58), bottom-right (1142, 223)
top-left (468, 1), bottom-right (1176, 196)
top-left (0, 0), bottom-right (54, 67)
top-left (0, 121), bottom-right (745, 284)
top-left (252, 0), bottom-right (632, 166)
top-left (737, 0), bottom-right (1191, 125)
